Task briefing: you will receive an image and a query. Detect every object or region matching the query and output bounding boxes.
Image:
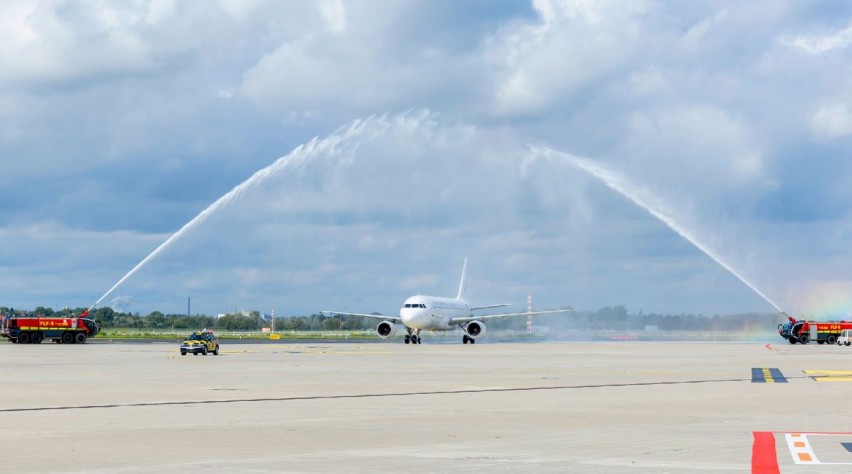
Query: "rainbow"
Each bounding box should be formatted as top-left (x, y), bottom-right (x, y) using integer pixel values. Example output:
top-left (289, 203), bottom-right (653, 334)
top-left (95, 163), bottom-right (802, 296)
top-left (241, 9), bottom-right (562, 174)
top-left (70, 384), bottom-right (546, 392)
top-left (789, 280), bottom-right (852, 320)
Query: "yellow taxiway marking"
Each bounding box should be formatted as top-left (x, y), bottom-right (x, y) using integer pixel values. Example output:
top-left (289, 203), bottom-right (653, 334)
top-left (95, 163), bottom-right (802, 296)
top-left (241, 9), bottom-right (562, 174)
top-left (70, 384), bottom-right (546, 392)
top-left (804, 370), bottom-right (852, 382)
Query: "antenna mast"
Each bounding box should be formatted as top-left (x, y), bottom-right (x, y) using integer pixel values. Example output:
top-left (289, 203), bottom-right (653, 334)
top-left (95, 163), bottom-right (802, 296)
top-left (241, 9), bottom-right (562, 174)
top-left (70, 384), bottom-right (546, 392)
top-left (526, 293), bottom-right (533, 334)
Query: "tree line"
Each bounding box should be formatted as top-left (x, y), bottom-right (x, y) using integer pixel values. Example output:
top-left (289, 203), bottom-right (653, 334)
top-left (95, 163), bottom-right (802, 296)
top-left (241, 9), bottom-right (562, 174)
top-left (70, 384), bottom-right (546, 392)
top-left (0, 305), bottom-right (787, 332)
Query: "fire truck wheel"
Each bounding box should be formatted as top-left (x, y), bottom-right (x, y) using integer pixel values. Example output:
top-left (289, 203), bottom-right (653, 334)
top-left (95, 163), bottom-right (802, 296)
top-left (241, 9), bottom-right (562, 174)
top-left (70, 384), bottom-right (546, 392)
top-left (74, 333), bottom-right (87, 344)
top-left (17, 332), bottom-right (30, 344)
top-left (31, 332), bottom-right (43, 344)
top-left (798, 335), bottom-right (809, 344)
top-left (61, 333), bottom-right (74, 344)
top-left (827, 335), bottom-right (838, 345)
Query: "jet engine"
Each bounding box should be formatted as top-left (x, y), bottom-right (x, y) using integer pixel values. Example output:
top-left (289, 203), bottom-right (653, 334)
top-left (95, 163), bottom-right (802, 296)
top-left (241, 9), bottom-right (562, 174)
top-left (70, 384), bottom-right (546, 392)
top-left (464, 320), bottom-right (486, 339)
top-left (376, 320), bottom-right (398, 339)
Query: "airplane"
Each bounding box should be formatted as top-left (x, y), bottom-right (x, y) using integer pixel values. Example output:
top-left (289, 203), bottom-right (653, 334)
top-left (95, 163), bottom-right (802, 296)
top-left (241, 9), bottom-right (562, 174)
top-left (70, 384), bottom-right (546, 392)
top-left (321, 259), bottom-right (573, 344)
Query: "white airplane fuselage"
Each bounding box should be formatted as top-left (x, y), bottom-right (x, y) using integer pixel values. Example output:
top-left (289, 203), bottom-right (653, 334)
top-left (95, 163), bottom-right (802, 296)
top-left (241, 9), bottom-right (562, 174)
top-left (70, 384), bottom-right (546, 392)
top-left (399, 295), bottom-right (471, 331)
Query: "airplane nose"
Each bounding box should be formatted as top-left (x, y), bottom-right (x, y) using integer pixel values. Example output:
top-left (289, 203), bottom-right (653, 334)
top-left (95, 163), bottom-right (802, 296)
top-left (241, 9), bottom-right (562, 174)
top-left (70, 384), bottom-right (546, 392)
top-left (401, 309), bottom-right (426, 327)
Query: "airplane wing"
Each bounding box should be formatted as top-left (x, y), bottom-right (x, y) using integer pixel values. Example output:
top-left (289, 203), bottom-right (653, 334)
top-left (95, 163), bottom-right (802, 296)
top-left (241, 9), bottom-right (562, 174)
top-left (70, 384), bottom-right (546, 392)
top-left (448, 308), bottom-right (573, 325)
top-left (470, 304), bottom-right (511, 311)
top-left (320, 311), bottom-right (403, 323)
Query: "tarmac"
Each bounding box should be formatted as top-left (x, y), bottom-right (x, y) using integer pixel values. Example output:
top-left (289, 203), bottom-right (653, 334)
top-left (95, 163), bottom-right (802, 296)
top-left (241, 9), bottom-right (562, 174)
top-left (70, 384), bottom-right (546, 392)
top-left (1, 339), bottom-right (851, 473)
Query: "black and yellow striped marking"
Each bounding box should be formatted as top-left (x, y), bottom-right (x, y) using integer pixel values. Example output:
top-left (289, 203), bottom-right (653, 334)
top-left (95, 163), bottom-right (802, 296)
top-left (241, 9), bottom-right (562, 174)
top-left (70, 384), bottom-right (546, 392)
top-left (752, 367), bottom-right (787, 383)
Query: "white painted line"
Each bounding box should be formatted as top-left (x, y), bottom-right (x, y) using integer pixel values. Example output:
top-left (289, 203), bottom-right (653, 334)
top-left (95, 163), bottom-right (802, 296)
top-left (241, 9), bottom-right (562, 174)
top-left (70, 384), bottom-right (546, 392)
top-left (785, 433), bottom-right (819, 464)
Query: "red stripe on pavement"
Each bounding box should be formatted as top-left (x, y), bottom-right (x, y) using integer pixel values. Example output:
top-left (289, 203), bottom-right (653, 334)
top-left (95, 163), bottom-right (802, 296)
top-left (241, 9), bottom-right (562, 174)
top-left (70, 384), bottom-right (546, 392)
top-left (752, 432), bottom-right (780, 474)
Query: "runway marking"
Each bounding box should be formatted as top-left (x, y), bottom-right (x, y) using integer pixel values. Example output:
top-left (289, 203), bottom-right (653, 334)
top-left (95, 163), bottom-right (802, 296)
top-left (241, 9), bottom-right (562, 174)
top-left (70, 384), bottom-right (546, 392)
top-left (0, 375), bottom-right (761, 413)
top-left (751, 368), bottom-right (787, 383)
top-left (785, 433), bottom-right (819, 464)
top-left (751, 432), bottom-right (780, 474)
top-left (753, 431), bottom-right (852, 472)
top-left (804, 370), bottom-right (852, 382)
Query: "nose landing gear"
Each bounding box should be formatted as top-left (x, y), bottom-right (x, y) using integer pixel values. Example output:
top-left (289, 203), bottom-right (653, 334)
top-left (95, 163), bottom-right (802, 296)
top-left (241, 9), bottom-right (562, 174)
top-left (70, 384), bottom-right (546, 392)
top-left (462, 335), bottom-right (476, 344)
top-left (404, 331), bottom-right (421, 344)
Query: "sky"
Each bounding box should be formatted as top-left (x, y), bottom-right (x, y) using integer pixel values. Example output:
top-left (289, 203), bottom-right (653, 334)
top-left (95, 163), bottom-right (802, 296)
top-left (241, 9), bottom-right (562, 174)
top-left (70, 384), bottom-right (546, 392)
top-left (3, 0), bottom-right (852, 318)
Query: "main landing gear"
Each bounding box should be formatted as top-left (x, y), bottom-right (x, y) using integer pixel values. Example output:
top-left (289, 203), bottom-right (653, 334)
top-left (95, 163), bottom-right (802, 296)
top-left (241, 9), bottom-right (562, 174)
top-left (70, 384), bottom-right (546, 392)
top-left (462, 335), bottom-right (476, 344)
top-left (404, 330), bottom-right (421, 345)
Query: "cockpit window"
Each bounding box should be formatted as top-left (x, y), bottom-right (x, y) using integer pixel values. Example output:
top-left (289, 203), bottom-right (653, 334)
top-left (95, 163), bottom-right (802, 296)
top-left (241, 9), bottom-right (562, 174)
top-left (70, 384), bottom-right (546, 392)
top-left (419, 304), bottom-right (426, 308)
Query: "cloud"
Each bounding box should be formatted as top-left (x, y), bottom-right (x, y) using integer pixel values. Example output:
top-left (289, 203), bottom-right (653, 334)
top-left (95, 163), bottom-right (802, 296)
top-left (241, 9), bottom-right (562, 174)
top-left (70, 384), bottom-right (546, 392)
top-left (623, 104), bottom-right (770, 190)
top-left (0, 2), bottom-right (156, 86)
top-left (399, 274), bottom-right (441, 292)
top-left (811, 102), bottom-right (852, 138)
top-left (780, 23), bottom-right (852, 54)
top-left (4, 2), bottom-right (852, 318)
top-left (487, 0), bottom-right (654, 116)
top-left (319, 0), bottom-right (346, 35)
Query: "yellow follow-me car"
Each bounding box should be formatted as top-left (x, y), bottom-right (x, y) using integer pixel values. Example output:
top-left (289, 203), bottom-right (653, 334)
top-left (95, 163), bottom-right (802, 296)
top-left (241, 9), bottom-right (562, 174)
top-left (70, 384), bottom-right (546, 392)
top-left (180, 329), bottom-right (220, 356)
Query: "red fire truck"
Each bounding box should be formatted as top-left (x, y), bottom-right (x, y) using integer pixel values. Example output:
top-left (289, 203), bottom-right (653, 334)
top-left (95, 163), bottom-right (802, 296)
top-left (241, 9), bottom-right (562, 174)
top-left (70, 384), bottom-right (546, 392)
top-left (0, 310), bottom-right (100, 344)
top-left (778, 316), bottom-right (852, 345)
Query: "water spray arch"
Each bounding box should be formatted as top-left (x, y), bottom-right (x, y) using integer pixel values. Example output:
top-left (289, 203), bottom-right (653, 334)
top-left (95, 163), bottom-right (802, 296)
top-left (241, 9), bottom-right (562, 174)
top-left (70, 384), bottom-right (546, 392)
top-left (91, 112), bottom-right (789, 317)
top-left (528, 144), bottom-right (786, 316)
top-left (90, 110), bottom-right (517, 312)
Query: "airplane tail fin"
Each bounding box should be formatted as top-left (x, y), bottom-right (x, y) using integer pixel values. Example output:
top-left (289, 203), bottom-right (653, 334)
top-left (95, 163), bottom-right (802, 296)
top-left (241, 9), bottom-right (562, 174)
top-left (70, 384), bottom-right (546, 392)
top-left (457, 257), bottom-right (468, 300)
